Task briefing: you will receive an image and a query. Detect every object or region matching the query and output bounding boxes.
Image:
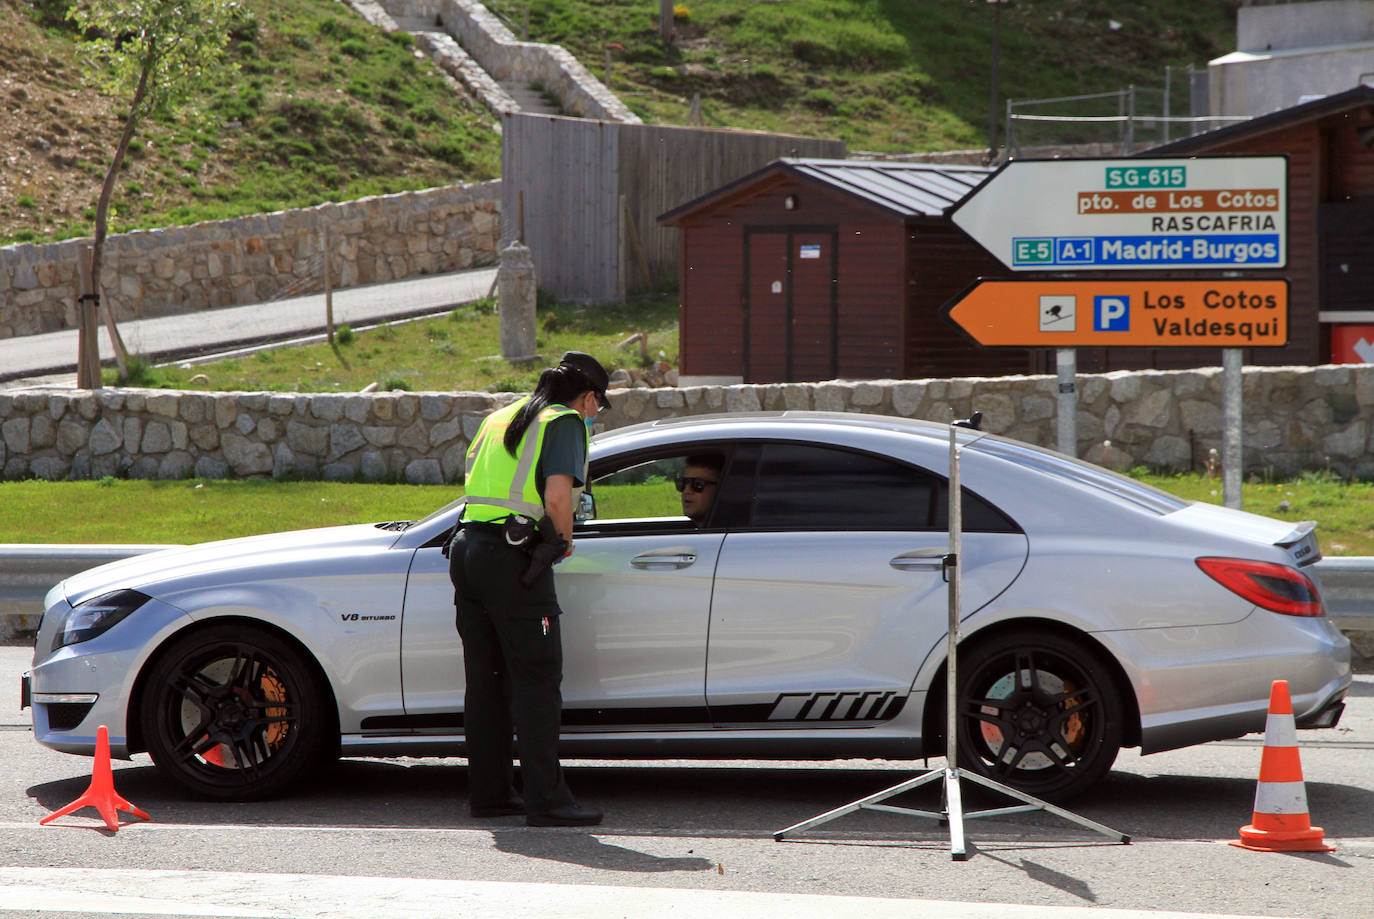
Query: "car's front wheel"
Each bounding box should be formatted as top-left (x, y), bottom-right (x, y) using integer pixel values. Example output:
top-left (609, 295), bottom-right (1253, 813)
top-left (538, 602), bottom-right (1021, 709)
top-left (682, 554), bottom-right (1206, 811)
top-left (956, 629), bottom-right (1124, 802)
top-left (139, 623), bottom-right (334, 801)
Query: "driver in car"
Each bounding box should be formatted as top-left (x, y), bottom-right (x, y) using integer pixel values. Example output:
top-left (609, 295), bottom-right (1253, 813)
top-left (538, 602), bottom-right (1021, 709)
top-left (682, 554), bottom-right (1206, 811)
top-left (677, 454), bottom-right (722, 526)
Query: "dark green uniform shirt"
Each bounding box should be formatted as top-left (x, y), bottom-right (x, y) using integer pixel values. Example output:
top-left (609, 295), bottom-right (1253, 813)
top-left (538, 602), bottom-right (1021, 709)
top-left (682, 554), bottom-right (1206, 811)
top-left (534, 414), bottom-right (587, 499)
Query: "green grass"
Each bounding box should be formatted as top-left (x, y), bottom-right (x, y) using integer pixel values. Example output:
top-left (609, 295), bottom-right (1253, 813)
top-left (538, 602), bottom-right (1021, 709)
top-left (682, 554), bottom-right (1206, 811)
top-left (491, 0), bottom-right (1237, 153)
top-left (105, 292), bottom-right (680, 393)
top-left (1133, 470), bottom-right (1374, 556)
top-left (0, 479), bottom-right (456, 544)
top-left (3, 474), bottom-right (1372, 554)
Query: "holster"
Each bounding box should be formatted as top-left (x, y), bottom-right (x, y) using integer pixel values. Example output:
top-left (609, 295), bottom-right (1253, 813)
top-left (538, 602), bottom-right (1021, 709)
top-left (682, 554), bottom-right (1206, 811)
top-left (520, 515), bottom-right (569, 587)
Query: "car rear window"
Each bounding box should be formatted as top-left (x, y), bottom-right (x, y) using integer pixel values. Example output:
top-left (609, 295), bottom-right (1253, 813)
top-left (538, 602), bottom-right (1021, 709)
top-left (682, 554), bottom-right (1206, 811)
top-left (742, 442), bottom-right (1018, 532)
top-left (972, 439), bottom-right (1188, 515)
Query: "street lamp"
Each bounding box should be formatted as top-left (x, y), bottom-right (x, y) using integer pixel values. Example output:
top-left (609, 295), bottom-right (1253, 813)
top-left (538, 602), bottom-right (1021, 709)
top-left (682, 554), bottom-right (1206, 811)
top-left (988, 0), bottom-right (1009, 164)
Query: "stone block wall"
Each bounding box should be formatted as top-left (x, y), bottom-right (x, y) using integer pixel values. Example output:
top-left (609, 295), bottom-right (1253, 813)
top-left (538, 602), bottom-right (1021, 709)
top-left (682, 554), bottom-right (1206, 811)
top-left (1, 364), bottom-right (1372, 483)
top-left (0, 183), bottom-right (502, 341)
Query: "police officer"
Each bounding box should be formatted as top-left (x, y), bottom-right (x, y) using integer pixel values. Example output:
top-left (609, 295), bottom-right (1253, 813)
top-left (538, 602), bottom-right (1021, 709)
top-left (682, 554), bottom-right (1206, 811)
top-left (448, 351), bottom-right (609, 827)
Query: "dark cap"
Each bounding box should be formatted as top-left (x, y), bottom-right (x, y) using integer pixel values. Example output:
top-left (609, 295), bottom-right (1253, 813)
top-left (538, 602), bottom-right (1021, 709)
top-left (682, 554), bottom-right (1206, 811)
top-left (558, 351), bottom-right (611, 409)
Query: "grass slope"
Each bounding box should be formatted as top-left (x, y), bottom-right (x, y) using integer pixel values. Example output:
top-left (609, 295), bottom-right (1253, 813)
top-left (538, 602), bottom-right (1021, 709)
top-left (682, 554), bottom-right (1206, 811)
top-left (2, 0), bottom-right (500, 245)
top-left (496, 0), bottom-right (1239, 151)
top-left (3, 0), bottom-right (1240, 245)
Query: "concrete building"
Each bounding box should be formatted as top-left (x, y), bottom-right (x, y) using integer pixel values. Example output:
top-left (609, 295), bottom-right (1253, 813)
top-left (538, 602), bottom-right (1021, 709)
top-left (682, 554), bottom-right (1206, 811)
top-left (1210, 0), bottom-right (1374, 117)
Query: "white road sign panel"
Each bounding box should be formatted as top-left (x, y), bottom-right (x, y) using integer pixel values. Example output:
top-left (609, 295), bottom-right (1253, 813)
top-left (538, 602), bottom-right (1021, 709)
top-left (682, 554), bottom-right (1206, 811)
top-left (948, 157), bottom-right (1287, 271)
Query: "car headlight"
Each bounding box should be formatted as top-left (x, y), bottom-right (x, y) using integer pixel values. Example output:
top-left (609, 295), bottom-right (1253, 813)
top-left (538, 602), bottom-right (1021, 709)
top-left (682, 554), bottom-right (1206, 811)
top-left (52, 589), bottom-right (151, 653)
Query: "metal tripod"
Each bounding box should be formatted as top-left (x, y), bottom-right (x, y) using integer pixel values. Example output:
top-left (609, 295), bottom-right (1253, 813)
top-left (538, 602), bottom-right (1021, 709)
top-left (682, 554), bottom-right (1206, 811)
top-left (773, 421), bottom-right (1130, 861)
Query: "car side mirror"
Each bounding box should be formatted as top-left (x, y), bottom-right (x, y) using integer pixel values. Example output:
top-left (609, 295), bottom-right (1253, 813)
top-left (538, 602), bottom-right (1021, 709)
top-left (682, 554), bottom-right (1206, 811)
top-left (575, 491), bottom-right (596, 522)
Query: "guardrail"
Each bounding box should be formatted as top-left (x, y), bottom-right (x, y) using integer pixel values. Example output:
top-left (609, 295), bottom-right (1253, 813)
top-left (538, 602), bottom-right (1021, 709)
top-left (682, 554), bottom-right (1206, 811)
top-left (0, 545), bottom-right (179, 639)
top-left (2, 545), bottom-right (1372, 641)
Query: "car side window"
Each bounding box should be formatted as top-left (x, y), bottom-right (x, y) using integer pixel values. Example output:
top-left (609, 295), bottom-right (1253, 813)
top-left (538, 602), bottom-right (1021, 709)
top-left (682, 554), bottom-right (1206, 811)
top-left (583, 449), bottom-right (729, 528)
top-left (747, 443), bottom-right (1017, 533)
top-left (588, 458), bottom-right (684, 520)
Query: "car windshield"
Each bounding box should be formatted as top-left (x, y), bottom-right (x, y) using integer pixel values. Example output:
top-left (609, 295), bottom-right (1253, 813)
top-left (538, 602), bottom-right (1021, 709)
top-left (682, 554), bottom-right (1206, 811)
top-left (413, 493), bottom-right (467, 527)
top-left (971, 438), bottom-right (1188, 515)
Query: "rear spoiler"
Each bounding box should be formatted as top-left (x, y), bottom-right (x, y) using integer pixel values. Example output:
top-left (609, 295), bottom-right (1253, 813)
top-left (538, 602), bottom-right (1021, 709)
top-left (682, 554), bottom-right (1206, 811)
top-left (1274, 520), bottom-right (1321, 566)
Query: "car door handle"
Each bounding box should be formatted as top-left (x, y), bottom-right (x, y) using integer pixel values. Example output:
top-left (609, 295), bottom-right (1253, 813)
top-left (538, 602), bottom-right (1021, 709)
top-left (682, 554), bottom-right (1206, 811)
top-left (890, 548), bottom-right (949, 571)
top-left (630, 549), bottom-right (698, 569)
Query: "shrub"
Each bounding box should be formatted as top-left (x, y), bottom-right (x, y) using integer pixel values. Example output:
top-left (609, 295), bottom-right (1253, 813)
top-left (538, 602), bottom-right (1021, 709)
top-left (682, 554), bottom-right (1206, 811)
top-left (335, 324), bottom-right (355, 345)
top-left (112, 355), bottom-right (161, 387)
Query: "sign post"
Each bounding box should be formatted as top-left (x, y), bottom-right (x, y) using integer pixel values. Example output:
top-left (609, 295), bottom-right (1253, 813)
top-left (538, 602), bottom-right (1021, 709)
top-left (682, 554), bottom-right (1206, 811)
top-left (1224, 349), bottom-right (1243, 509)
top-left (1056, 349), bottom-right (1076, 456)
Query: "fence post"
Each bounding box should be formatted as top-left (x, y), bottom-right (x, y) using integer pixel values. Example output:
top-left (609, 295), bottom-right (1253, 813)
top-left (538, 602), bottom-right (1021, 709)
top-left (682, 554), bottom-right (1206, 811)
top-left (322, 224), bottom-right (334, 346)
top-left (1164, 66), bottom-right (1172, 144)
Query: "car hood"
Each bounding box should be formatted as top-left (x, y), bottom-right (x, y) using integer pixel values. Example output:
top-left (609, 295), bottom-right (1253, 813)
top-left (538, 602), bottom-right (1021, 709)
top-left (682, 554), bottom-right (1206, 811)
top-left (58, 523), bottom-right (401, 608)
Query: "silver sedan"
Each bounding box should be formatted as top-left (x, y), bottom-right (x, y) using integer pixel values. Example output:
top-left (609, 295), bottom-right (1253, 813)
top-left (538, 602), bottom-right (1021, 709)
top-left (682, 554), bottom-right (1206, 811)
top-left (24, 412), bottom-right (1351, 801)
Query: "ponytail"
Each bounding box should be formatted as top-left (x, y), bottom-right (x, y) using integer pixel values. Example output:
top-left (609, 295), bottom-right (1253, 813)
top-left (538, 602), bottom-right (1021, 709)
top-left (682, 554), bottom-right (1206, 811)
top-left (504, 367), bottom-right (590, 455)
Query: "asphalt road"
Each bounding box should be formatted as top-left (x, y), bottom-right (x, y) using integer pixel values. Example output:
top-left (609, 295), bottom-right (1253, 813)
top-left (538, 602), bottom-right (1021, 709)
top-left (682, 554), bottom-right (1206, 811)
top-left (2, 639), bottom-right (1371, 919)
top-left (0, 267), bottom-right (497, 386)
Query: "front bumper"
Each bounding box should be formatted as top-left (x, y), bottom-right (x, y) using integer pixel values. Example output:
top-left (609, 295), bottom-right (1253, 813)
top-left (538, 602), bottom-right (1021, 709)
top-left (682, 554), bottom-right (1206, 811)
top-left (29, 593), bottom-right (195, 759)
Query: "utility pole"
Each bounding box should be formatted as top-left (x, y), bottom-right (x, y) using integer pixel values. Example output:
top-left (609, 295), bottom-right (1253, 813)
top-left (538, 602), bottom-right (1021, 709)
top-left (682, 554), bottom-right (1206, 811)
top-left (660, 0), bottom-right (674, 43)
top-left (987, 0), bottom-right (1009, 164)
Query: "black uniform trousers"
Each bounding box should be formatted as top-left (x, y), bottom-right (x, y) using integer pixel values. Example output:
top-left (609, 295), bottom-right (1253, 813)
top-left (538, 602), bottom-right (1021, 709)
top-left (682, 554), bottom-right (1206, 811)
top-left (449, 525), bottom-right (576, 814)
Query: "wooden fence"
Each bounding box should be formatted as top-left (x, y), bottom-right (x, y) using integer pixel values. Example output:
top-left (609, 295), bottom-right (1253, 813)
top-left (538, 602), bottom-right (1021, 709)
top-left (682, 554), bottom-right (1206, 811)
top-left (501, 113), bottom-right (844, 302)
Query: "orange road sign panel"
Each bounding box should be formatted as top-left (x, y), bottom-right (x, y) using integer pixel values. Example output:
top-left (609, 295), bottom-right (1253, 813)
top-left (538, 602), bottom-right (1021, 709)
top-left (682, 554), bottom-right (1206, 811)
top-left (945, 279), bottom-right (1289, 348)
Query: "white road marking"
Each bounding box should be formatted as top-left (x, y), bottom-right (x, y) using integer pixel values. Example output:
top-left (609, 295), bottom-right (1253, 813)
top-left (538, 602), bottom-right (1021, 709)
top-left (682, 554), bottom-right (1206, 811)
top-left (0, 867), bottom-right (1304, 919)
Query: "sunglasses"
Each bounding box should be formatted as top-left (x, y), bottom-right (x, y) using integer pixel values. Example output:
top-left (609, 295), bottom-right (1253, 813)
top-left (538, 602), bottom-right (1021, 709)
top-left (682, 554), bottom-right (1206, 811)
top-left (675, 475), bottom-right (718, 493)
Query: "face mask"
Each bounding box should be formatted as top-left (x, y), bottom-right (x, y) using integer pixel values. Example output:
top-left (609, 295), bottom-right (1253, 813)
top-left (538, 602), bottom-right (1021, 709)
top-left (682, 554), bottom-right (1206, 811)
top-left (585, 413), bottom-right (598, 433)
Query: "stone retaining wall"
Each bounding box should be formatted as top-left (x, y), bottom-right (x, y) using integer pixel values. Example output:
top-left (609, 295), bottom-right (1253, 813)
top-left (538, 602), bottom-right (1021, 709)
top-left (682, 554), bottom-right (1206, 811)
top-left (0, 183), bottom-right (502, 341)
top-left (1, 364), bottom-right (1371, 483)
top-left (410, 0), bottom-right (642, 123)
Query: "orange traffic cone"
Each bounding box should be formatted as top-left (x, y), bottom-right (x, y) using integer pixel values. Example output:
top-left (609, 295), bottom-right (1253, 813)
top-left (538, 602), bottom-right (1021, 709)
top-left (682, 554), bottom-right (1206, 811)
top-left (40, 725), bottom-right (150, 832)
top-left (1231, 680), bottom-right (1333, 852)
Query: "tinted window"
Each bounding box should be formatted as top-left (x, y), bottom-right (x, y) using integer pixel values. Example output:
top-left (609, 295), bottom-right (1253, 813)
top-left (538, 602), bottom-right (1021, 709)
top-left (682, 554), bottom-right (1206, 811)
top-left (747, 443), bottom-right (1016, 533)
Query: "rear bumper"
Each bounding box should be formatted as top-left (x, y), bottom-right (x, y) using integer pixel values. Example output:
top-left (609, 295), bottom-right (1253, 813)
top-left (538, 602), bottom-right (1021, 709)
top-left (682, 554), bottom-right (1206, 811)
top-left (1101, 611), bottom-right (1351, 754)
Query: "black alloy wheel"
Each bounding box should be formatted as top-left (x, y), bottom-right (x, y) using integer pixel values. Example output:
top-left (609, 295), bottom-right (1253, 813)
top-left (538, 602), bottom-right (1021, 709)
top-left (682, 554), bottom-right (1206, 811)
top-left (139, 623), bottom-right (333, 801)
top-left (956, 629), bottom-right (1124, 802)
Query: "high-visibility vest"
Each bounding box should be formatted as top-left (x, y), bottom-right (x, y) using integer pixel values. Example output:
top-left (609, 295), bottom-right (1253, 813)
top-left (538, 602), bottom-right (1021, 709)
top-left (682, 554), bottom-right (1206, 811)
top-left (460, 397), bottom-right (588, 523)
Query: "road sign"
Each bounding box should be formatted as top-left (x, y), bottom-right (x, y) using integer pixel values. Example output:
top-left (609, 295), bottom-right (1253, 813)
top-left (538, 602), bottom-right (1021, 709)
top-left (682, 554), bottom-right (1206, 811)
top-left (944, 279), bottom-right (1289, 348)
top-left (948, 157), bottom-right (1287, 271)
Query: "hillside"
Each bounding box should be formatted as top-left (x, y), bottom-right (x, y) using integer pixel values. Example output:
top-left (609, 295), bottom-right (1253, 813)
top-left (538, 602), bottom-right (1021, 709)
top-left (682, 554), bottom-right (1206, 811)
top-left (495, 0), bottom-right (1240, 152)
top-left (1, 0), bottom-right (1240, 247)
top-left (1, 0), bottom-right (501, 246)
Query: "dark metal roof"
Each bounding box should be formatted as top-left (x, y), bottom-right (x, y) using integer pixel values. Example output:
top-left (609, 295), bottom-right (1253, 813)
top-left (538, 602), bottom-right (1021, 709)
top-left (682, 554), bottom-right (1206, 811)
top-left (1146, 85), bottom-right (1374, 155)
top-left (778, 158), bottom-right (992, 218)
top-left (658, 157), bottom-right (992, 225)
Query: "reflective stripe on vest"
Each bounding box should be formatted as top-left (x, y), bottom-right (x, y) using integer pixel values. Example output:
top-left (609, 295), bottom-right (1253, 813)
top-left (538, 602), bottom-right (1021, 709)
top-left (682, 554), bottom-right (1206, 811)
top-left (461, 397), bottom-right (587, 523)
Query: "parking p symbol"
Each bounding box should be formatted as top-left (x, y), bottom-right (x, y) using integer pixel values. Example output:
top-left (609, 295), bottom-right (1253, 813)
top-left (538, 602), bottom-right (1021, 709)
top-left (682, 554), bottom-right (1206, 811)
top-left (1094, 296), bottom-right (1130, 331)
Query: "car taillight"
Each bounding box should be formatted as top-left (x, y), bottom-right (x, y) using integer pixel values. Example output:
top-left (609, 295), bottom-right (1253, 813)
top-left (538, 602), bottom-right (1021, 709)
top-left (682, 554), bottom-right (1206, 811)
top-left (1195, 557), bottom-right (1324, 617)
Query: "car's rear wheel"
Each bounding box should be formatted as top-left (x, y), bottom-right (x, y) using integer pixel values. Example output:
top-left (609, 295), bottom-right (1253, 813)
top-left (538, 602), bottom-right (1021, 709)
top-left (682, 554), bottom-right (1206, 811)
top-left (139, 623), bottom-right (333, 801)
top-left (956, 629), bottom-right (1123, 802)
